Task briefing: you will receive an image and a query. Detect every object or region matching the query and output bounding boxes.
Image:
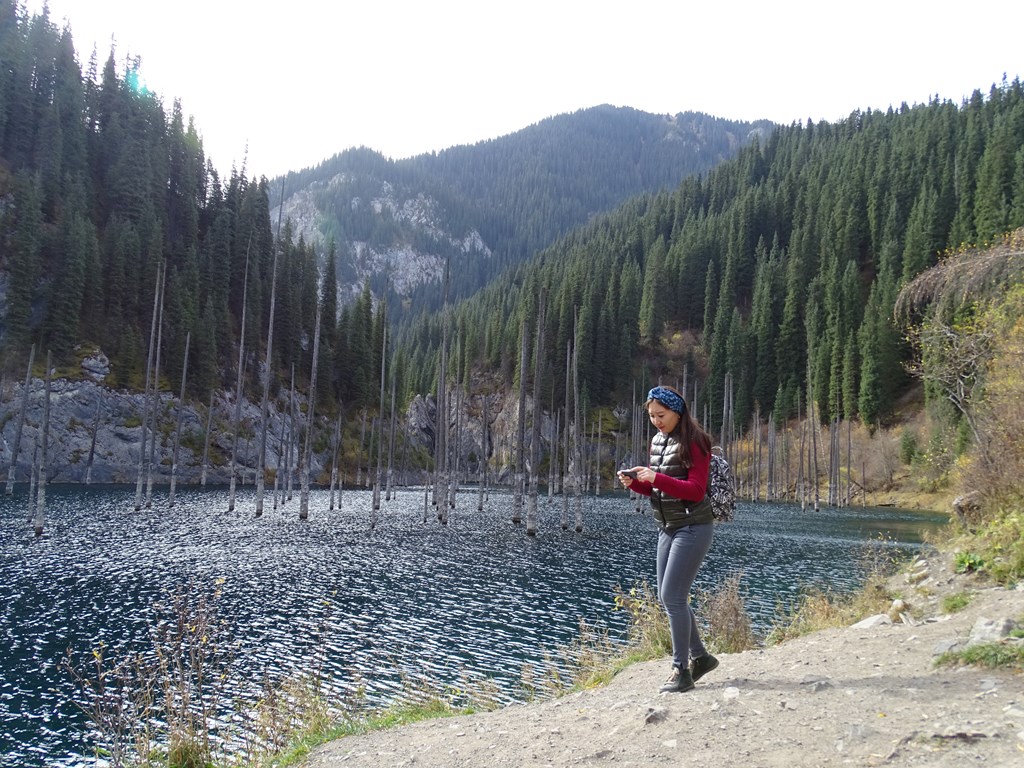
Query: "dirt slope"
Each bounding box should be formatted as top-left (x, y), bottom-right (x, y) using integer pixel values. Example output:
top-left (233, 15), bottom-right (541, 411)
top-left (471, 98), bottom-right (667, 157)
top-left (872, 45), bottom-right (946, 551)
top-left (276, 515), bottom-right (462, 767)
top-left (301, 555), bottom-right (1024, 768)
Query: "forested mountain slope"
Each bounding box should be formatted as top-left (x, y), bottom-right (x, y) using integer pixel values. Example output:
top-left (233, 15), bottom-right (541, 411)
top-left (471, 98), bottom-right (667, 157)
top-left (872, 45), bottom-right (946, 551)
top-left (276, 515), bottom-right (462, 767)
top-left (0, 1), bottom-right (768, 409)
top-left (393, 78), bottom-right (1024, 436)
top-left (3, 2), bottom-right (1023, 457)
top-left (271, 107), bottom-right (774, 314)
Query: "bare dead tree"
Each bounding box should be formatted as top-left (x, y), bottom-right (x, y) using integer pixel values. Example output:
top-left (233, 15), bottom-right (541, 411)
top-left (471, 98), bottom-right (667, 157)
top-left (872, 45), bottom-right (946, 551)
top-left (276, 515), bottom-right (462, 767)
top-left (144, 263), bottom-right (167, 508)
top-left (273, 367), bottom-right (293, 511)
top-left (285, 366), bottom-right (297, 502)
top-left (782, 414), bottom-right (791, 502)
top-left (905, 321), bottom-right (993, 449)
top-left (255, 181), bottom-right (286, 518)
top-left (200, 391), bottom-right (213, 487)
top-left (527, 290), bottom-right (546, 536)
top-left (809, 374), bottom-right (821, 512)
top-left (372, 314), bottom-right (387, 514)
top-left (135, 263), bottom-right (163, 511)
top-left (386, 370), bottom-right (397, 501)
top-left (478, 392), bottom-right (488, 511)
top-left (895, 228), bottom-right (1024, 321)
top-left (168, 332), bottom-right (191, 506)
top-left (513, 316), bottom-right (528, 525)
top-left (33, 350), bottom-right (52, 537)
top-left (848, 417), bottom-right (855, 506)
top-left (561, 341), bottom-right (571, 529)
top-left (329, 413), bottom-right (342, 510)
top-left (549, 406), bottom-right (558, 500)
top-left (448, 382), bottom-right (461, 512)
top-left (572, 307), bottom-right (584, 533)
top-left (85, 388), bottom-right (100, 486)
top-left (6, 344), bottom-right (35, 495)
top-left (28, 434), bottom-right (38, 512)
top-left (356, 408), bottom-right (366, 488)
top-left (228, 244), bottom-right (251, 512)
top-left (299, 302), bottom-right (323, 521)
top-left (752, 404), bottom-right (761, 501)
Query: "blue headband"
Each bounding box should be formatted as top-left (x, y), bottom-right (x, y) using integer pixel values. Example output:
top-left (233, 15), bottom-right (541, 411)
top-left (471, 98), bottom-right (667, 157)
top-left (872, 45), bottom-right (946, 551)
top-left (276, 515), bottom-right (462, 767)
top-left (648, 386), bottom-right (684, 414)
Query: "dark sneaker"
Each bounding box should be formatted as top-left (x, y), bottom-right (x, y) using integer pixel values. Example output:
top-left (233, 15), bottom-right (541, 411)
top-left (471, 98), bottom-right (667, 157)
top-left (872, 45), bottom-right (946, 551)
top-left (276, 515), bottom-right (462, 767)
top-left (690, 653), bottom-right (719, 682)
top-left (659, 666), bottom-right (695, 693)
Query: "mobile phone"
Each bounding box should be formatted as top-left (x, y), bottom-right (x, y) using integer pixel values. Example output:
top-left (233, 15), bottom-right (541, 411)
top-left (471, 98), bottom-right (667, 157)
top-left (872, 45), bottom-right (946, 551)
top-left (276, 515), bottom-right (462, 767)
top-left (620, 470), bottom-right (638, 479)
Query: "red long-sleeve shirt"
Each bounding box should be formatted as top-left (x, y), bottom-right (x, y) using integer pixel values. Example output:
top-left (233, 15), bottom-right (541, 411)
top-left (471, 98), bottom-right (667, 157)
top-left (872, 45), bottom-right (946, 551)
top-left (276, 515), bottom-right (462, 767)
top-left (631, 439), bottom-right (710, 503)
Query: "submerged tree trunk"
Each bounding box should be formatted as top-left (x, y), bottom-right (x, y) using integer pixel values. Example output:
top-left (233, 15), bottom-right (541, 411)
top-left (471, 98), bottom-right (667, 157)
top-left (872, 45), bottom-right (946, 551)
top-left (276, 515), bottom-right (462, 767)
top-left (809, 375), bottom-right (821, 511)
top-left (33, 351), bottom-right (52, 537)
top-left (228, 247), bottom-right (251, 512)
top-left (386, 373), bottom-right (397, 501)
top-left (356, 409), bottom-right (366, 488)
top-left (144, 264), bottom-right (167, 508)
top-left (549, 406), bottom-right (558, 500)
top-left (285, 366), bottom-right (297, 503)
top-left (85, 389), bottom-right (101, 485)
top-left (572, 311), bottom-right (584, 533)
top-left (28, 435), bottom-right (38, 513)
top-left (372, 318), bottom-right (387, 513)
top-left (200, 391), bottom-right (214, 487)
top-left (478, 393), bottom-right (488, 511)
top-left (435, 275), bottom-right (450, 519)
top-left (513, 317), bottom-right (528, 525)
top-left (527, 291), bottom-right (546, 536)
top-left (6, 344), bottom-right (35, 495)
top-left (299, 303), bottom-right (323, 520)
top-left (847, 417), bottom-right (854, 506)
top-left (135, 264), bottom-right (163, 511)
top-left (561, 343), bottom-right (571, 530)
top-left (168, 332), bottom-right (191, 506)
top-left (256, 182), bottom-right (286, 517)
top-left (329, 412), bottom-right (342, 510)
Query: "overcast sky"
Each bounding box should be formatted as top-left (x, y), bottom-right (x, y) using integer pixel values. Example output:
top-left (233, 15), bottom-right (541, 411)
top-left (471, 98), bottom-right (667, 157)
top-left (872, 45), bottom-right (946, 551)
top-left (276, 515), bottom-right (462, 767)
top-left (25, 0), bottom-right (1024, 180)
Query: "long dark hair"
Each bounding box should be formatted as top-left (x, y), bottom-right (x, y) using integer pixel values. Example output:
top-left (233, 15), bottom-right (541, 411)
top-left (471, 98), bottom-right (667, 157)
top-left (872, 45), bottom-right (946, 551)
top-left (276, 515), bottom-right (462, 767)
top-left (645, 384), bottom-right (712, 468)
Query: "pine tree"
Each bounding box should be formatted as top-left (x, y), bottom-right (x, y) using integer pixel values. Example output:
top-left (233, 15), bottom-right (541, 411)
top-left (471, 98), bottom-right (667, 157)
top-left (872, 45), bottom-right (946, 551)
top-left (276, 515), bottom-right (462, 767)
top-left (5, 172), bottom-right (43, 349)
top-left (637, 235), bottom-right (668, 345)
top-left (973, 107), bottom-right (1022, 240)
top-left (46, 208), bottom-right (95, 360)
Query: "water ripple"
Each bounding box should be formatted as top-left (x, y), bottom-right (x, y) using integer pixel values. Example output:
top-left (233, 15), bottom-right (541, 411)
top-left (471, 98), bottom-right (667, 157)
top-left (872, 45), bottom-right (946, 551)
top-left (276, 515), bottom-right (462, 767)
top-left (0, 485), bottom-right (945, 766)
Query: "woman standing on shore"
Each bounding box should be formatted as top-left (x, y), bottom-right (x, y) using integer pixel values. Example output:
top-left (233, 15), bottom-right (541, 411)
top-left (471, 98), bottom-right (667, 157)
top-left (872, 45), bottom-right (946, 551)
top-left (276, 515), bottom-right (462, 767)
top-left (618, 384), bottom-right (719, 693)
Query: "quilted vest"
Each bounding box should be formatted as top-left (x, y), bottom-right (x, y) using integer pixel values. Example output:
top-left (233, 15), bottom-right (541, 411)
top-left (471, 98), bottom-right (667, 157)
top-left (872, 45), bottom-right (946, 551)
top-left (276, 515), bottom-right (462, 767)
top-left (648, 431), bottom-right (713, 528)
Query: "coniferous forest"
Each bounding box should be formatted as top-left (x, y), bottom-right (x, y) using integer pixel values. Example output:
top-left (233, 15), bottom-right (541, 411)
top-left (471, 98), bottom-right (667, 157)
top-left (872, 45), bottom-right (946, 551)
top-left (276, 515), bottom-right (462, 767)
top-left (393, 77), bottom-right (1024, 438)
top-left (3, 0), bottom-right (1024, 474)
top-left (0, 2), bottom-right (390, 411)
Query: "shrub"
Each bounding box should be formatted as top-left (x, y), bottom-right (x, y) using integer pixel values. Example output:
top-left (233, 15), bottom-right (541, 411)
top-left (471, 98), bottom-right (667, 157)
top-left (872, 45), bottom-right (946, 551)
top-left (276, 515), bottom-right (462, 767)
top-left (899, 430), bottom-right (918, 465)
top-left (695, 571), bottom-right (756, 653)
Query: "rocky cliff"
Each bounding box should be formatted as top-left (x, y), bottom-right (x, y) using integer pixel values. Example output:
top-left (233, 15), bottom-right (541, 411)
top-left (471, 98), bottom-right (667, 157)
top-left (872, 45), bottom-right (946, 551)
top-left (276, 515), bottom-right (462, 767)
top-left (0, 356), bottom-right (600, 489)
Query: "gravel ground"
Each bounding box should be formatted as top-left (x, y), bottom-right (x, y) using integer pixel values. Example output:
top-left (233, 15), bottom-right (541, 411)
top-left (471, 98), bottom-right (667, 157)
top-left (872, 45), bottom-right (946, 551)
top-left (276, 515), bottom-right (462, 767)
top-left (301, 555), bottom-right (1024, 768)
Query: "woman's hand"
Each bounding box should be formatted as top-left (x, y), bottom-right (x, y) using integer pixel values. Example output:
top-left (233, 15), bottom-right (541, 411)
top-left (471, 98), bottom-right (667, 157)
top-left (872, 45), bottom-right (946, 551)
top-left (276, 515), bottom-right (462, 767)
top-left (617, 467), bottom-right (652, 487)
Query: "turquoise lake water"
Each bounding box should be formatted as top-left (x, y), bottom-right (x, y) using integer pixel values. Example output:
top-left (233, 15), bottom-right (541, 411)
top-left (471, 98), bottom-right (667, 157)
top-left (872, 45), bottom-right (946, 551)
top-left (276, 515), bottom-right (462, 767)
top-left (0, 484), bottom-right (947, 766)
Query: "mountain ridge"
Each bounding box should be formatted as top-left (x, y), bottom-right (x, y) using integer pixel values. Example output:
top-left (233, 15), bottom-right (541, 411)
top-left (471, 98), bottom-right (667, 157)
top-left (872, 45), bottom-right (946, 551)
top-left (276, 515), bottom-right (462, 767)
top-left (270, 105), bottom-right (775, 314)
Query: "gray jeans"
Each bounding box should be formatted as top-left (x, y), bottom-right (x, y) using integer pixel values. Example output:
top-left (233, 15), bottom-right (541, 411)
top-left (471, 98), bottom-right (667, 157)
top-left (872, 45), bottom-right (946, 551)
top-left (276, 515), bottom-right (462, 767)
top-left (656, 522), bottom-right (714, 669)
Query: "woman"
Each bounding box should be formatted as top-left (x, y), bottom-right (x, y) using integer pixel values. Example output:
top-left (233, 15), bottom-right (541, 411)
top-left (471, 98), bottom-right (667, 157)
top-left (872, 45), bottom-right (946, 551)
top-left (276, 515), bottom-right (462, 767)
top-left (618, 384), bottom-right (719, 693)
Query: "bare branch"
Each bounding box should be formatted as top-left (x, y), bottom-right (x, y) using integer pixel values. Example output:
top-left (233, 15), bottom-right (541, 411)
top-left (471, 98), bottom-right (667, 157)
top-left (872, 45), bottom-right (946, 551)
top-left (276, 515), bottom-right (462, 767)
top-left (895, 228), bottom-right (1024, 322)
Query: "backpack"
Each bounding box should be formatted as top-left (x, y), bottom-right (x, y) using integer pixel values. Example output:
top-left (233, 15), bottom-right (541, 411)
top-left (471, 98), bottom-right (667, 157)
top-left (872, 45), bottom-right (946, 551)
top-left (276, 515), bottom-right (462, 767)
top-left (707, 447), bottom-right (736, 523)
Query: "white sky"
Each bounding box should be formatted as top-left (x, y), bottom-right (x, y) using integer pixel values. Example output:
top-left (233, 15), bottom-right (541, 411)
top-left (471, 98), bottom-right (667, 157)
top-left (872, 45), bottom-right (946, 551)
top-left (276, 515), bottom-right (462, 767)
top-left (26, 0), bottom-right (1024, 180)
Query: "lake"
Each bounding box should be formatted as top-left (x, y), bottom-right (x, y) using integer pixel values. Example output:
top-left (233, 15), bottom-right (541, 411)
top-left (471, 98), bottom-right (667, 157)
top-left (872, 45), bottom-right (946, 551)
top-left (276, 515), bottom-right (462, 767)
top-left (0, 484), bottom-right (948, 766)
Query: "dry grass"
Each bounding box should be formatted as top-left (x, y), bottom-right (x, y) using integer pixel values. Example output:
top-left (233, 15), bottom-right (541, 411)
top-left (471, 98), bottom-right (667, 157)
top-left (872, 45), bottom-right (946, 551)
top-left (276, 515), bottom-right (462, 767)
top-left (528, 574), bottom-right (757, 697)
top-left (765, 539), bottom-right (905, 645)
top-left (695, 572), bottom-right (756, 653)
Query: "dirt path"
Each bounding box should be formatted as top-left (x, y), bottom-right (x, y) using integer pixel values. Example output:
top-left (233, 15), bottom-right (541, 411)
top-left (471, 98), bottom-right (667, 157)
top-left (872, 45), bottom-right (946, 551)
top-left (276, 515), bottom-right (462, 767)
top-left (301, 555), bottom-right (1024, 767)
